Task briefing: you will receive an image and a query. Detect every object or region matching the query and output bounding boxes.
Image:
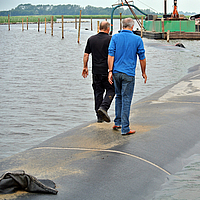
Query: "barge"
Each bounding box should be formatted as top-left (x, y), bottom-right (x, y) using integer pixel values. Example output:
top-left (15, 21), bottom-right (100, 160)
top-left (135, 0), bottom-right (200, 40)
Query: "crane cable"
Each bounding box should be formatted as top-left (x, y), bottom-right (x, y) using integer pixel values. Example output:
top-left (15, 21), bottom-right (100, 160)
top-left (135, 0), bottom-right (159, 13)
top-left (124, 0), bottom-right (145, 30)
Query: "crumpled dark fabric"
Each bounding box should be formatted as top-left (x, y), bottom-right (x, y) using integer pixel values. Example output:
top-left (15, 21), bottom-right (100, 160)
top-left (0, 170), bottom-right (58, 194)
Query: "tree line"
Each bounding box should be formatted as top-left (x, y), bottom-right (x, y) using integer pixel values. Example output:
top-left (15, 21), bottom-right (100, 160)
top-left (0, 3), bottom-right (159, 16)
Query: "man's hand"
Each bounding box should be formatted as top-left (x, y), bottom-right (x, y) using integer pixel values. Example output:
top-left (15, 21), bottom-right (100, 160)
top-left (108, 72), bottom-right (113, 85)
top-left (140, 58), bottom-right (147, 84)
top-left (82, 53), bottom-right (89, 78)
top-left (142, 73), bottom-right (147, 84)
top-left (82, 67), bottom-right (88, 78)
top-left (108, 55), bottom-right (114, 85)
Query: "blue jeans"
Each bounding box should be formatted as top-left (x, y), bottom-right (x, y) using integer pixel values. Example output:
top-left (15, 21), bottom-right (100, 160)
top-left (113, 73), bottom-right (135, 134)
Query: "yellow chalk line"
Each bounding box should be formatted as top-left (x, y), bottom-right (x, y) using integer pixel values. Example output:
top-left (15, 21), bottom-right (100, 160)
top-left (34, 147), bottom-right (171, 175)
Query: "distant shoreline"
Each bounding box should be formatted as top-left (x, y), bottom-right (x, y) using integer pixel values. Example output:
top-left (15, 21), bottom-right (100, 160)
top-left (0, 15), bottom-right (151, 24)
top-left (0, 21), bottom-right (89, 25)
top-left (0, 14), bottom-right (191, 24)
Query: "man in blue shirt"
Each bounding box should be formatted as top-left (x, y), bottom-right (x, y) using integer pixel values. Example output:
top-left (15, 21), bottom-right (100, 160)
top-left (108, 18), bottom-right (147, 135)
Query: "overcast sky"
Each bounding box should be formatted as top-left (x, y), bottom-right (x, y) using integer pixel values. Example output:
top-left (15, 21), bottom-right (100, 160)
top-left (0, 0), bottom-right (199, 13)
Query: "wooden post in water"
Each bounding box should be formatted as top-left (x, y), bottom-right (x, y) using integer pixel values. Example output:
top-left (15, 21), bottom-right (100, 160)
top-left (91, 18), bottom-right (93, 31)
top-left (120, 13), bottom-right (122, 30)
top-left (62, 15), bottom-right (64, 39)
top-left (97, 21), bottom-right (100, 33)
top-left (78, 10), bottom-right (82, 43)
top-left (161, 17), bottom-right (164, 33)
top-left (141, 16), bottom-right (143, 38)
top-left (8, 14), bottom-right (10, 31)
top-left (75, 17), bottom-right (77, 29)
top-left (38, 18), bottom-right (40, 32)
top-left (51, 16), bottom-right (53, 36)
top-left (45, 18), bottom-right (46, 33)
top-left (22, 18), bottom-right (24, 31)
top-left (27, 17), bottom-right (28, 30)
top-left (167, 30), bottom-right (170, 42)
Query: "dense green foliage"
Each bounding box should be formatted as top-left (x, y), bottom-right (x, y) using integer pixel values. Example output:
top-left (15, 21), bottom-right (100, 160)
top-left (0, 3), bottom-right (159, 16)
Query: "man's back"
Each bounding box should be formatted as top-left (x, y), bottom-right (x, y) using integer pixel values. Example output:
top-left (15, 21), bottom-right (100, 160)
top-left (108, 30), bottom-right (145, 77)
top-left (82, 21), bottom-right (115, 123)
top-left (85, 32), bottom-right (111, 75)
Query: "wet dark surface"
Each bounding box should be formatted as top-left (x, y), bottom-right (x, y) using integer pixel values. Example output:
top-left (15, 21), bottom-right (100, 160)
top-left (0, 68), bottom-right (200, 199)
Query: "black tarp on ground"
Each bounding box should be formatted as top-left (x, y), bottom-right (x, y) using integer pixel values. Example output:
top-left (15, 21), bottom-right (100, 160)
top-left (0, 170), bottom-right (58, 194)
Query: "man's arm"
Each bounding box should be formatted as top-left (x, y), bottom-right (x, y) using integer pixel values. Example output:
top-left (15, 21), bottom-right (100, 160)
top-left (108, 55), bottom-right (114, 85)
top-left (140, 58), bottom-right (147, 83)
top-left (82, 53), bottom-right (89, 78)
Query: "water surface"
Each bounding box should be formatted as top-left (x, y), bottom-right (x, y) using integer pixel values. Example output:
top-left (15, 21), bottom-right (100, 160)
top-left (0, 19), bottom-right (200, 160)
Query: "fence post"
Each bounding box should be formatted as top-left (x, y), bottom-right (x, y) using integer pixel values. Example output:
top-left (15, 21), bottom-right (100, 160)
top-left (120, 13), bottom-right (122, 30)
top-left (75, 17), bottom-right (77, 29)
top-left (27, 17), bottom-right (28, 30)
top-left (97, 21), bottom-right (100, 33)
top-left (45, 17), bottom-right (46, 33)
top-left (167, 30), bottom-right (170, 42)
top-left (38, 18), bottom-right (40, 32)
top-left (8, 14), bottom-right (10, 31)
top-left (51, 16), bottom-right (53, 36)
top-left (78, 10), bottom-right (82, 43)
top-left (91, 18), bottom-right (93, 31)
top-left (141, 16), bottom-right (143, 38)
top-left (161, 17), bottom-right (164, 33)
top-left (62, 15), bottom-right (64, 39)
top-left (22, 18), bottom-right (24, 31)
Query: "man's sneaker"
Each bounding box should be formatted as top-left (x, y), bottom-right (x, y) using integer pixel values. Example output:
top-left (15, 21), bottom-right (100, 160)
top-left (122, 130), bottom-right (136, 135)
top-left (97, 108), bottom-right (110, 123)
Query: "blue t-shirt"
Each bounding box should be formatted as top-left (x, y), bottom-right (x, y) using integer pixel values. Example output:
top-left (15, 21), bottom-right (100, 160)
top-left (108, 30), bottom-right (146, 77)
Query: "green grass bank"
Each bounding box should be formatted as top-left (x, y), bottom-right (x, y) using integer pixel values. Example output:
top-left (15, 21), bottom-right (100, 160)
top-left (0, 15), bottom-right (151, 24)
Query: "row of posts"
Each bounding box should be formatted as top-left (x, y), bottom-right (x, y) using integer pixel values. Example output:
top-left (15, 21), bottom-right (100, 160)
top-left (8, 12), bottom-right (146, 42)
top-left (8, 14), bottom-right (53, 34)
top-left (8, 11), bottom-right (101, 42)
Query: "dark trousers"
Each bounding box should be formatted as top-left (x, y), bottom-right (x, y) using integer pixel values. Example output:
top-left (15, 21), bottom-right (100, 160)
top-left (92, 74), bottom-right (115, 119)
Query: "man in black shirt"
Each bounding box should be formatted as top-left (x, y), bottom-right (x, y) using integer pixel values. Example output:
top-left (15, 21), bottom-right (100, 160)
top-left (82, 21), bottom-right (115, 123)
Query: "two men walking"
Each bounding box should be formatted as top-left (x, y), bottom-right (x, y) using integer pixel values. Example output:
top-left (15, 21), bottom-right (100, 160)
top-left (82, 18), bottom-right (147, 135)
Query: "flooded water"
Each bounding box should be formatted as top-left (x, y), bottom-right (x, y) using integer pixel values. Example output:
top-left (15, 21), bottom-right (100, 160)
top-left (0, 19), bottom-right (200, 160)
top-left (153, 154), bottom-right (200, 200)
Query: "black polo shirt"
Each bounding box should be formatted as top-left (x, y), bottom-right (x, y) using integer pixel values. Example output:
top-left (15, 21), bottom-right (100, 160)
top-left (85, 32), bottom-right (111, 75)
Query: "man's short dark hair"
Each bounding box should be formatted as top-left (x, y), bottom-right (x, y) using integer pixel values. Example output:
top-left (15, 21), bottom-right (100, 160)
top-left (100, 21), bottom-right (110, 31)
top-left (122, 18), bottom-right (134, 29)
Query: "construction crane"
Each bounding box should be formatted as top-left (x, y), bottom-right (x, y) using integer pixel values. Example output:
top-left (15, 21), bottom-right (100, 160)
top-left (120, 0), bottom-right (144, 29)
